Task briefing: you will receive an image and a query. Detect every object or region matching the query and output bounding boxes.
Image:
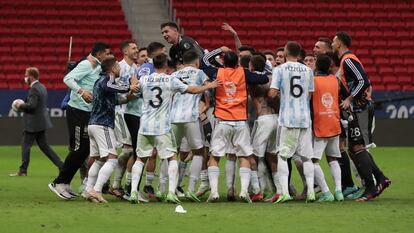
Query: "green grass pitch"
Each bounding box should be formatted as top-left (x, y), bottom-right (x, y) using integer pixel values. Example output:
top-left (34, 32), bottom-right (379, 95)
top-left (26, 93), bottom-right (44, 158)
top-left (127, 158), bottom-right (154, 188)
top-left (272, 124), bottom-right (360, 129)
top-left (0, 146), bottom-right (413, 233)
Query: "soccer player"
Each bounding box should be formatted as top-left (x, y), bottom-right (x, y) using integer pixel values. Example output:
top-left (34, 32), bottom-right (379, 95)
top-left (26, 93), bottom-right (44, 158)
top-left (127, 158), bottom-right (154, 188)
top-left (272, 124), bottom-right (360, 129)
top-left (137, 47), bottom-right (148, 66)
top-left (311, 54), bottom-right (344, 202)
top-left (313, 37), bottom-right (333, 56)
top-left (81, 57), bottom-right (139, 203)
top-left (269, 41), bottom-right (315, 203)
top-left (304, 54), bottom-right (316, 70)
top-left (170, 50), bottom-right (211, 202)
top-left (48, 42), bottom-right (111, 200)
top-left (275, 47), bottom-right (286, 66)
top-left (332, 32), bottom-right (391, 201)
top-left (109, 40), bottom-right (138, 198)
top-left (161, 22), bottom-right (204, 68)
top-left (248, 54), bottom-right (280, 202)
top-left (200, 47), bottom-right (269, 203)
top-left (124, 42), bottom-right (166, 201)
top-left (129, 53), bottom-right (218, 204)
top-left (263, 50), bottom-right (277, 67)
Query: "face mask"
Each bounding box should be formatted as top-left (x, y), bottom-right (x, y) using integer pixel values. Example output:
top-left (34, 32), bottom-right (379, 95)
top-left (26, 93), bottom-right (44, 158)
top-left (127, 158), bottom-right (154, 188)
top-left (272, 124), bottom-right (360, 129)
top-left (24, 77), bottom-right (30, 84)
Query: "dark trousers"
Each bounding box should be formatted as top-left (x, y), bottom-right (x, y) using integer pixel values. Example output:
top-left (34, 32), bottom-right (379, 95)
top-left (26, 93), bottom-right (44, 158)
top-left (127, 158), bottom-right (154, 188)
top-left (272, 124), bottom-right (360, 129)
top-left (53, 106), bottom-right (90, 184)
top-left (19, 130), bottom-right (63, 173)
top-left (124, 113), bottom-right (140, 156)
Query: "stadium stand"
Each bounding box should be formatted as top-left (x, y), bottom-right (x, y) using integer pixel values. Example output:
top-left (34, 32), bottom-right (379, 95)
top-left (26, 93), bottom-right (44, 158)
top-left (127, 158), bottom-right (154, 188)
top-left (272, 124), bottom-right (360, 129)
top-left (173, 0), bottom-right (414, 91)
top-left (0, 0), bottom-right (132, 90)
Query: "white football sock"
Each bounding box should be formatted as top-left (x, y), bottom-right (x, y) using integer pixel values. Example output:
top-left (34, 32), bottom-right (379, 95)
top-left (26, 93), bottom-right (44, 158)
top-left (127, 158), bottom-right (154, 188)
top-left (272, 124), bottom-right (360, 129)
top-left (86, 160), bottom-right (104, 192)
top-left (208, 166), bottom-right (220, 194)
top-left (145, 172), bottom-right (155, 186)
top-left (177, 161), bottom-right (187, 187)
top-left (258, 159), bottom-right (267, 193)
top-left (168, 160), bottom-right (179, 193)
top-left (188, 155), bottom-right (203, 192)
top-left (125, 172), bottom-right (132, 186)
top-left (112, 161), bottom-right (124, 189)
top-left (250, 170), bottom-right (261, 194)
top-left (314, 163), bottom-right (329, 193)
top-left (131, 161), bottom-right (144, 193)
top-left (94, 159), bottom-right (118, 193)
top-left (277, 156), bottom-right (289, 195)
top-left (329, 160), bottom-right (342, 192)
top-left (272, 172), bottom-right (282, 194)
top-left (158, 159), bottom-right (169, 193)
top-left (239, 167), bottom-right (251, 194)
top-left (225, 160), bottom-right (236, 190)
top-left (200, 169), bottom-right (209, 185)
top-left (302, 159), bottom-right (315, 195)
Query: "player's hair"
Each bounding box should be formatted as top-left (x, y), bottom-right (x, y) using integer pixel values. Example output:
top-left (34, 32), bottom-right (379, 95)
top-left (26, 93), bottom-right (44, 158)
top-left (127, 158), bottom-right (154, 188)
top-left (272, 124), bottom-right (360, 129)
top-left (239, 45), bottom-right (255, 54)
top-left (250, 55), bottom-right (266, 72)
top-left (26, 67), bottom-right (39, 79)
top-left (276, 47), bottom-right (284, 53)
top-left (318, 37), bottom-right (333, 50)
top-left (160, 22), bottom-right (179, 30)
top-left (262, 50), bottom-right (276, 59)
top-left (316, 54), bottom-right (332, 74)
top-left (336, 32), bottom-right (352, 48)
top-left (326, 51), bottom-right (341, 67)
top-left (240, 55), bottom-right (251, 69)
top-left (182, 50), bottom-right (199, 65)
top-left (285, 41), bottom-right (302, 57)
top-left (223, 51), bottom-right (239, 68)
top-left (138, 47), bottom-right (147, 53)
top-left (305, 53), bottom-right (315, 58)
top-left (91, 42), bottom-right (110, 56)
top-left (120, 40), bottom-right (137, 53)
top-left (147, 42), bottom-right (165, 57)
top-left (101, 57), bottom-right (117, 74)
top-left (153, 53), bottom-right (168, 69)
top-left (167, 58), bottom-right (175, 69)
top-left (299, 48), bottom-right (306, 60)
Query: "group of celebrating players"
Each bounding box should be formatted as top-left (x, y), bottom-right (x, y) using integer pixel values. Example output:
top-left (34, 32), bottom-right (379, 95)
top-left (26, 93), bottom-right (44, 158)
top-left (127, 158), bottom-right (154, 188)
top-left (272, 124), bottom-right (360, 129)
top-left (48, 22), bottom-right (391, 204)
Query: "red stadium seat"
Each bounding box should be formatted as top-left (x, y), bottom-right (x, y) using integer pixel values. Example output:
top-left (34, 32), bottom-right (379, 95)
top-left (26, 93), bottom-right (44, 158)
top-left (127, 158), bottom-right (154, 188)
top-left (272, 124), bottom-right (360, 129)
top-left (1, 1), bottom-right (131, 90)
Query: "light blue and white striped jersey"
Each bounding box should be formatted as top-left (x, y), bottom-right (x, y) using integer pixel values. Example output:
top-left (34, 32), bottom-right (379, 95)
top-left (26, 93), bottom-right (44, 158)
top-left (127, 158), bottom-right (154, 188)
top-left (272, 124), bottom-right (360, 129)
top-left (139, 72), bottom-right (188, 135)
top-left (170, 66), bottom-right (208, 123)
top-left (116, 59), bottom-right (139, 112)
top-left (271, 61), bottom-right (314, 128)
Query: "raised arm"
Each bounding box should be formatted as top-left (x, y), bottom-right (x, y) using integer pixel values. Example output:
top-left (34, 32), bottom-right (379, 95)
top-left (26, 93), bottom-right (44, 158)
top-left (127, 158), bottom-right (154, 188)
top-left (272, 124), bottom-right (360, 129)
top-left (222, 23), bottom-right (242, 55)
top-left (186, 80), bottom-right (220, 94)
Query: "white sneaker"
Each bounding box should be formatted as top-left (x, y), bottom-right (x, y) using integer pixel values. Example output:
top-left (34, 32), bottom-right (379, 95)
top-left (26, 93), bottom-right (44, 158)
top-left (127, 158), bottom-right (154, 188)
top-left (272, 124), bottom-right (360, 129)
top-left (206, 192), bottom-right (219, 203)
top-left (239, 191), bottom-right (252, 203)
top-left (137, 191), bottom-right (149, 203)
top-left (64, 184), bottom-right (79, 198)
top-left (48, 183), bottom-right (72, 200)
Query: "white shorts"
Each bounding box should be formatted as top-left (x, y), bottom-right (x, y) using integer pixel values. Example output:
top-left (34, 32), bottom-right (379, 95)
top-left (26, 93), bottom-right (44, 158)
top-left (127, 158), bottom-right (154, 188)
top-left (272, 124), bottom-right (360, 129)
top-left (277, 127), bottom-right (313, 159)
top-left (137, 132), bottom-right (177, 159)
top-left (313, 135), bottom-right (341, 160)
top-left (88, 125), bottom-right (118, 158)
top-left (114, 111), bottom-right (132, 146)
top-left (251, 114), bottom-right (278, 157)
top-left (210, 121), bottom-right (253, 157)
top-left (172, 121), bottom-right (204, 151)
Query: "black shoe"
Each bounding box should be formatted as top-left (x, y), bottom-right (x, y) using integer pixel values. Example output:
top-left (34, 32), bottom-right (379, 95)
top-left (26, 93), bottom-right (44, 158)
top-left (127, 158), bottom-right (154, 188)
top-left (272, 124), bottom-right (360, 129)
top-left (102, 181), bottom-right (110, 194)
top-left (375, 178), bottom-right (391, 197)
top-left (144, 185), bottom-right (155, 199)
top-left (124, 184), bottom-right (131, 196)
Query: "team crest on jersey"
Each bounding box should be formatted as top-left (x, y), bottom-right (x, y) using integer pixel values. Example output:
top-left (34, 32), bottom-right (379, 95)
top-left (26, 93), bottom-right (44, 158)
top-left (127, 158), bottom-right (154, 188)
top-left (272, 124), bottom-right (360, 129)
top-left (138, 67), bottom-right (151, 77)
top-left (321, 93), bottom-right (334, 109)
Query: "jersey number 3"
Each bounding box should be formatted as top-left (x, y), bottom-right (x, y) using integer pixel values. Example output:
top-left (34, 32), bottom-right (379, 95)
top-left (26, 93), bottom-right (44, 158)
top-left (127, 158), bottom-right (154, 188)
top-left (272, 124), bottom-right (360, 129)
top-left (290, 76), bottom-right (303, 98)
top-left (150, 87), bottom-right (163, 108)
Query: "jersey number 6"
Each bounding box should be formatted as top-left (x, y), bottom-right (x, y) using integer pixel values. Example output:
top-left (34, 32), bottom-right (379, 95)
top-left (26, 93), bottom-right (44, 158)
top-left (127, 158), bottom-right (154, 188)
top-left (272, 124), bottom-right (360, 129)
top-left (150, 87), bottom-right (163, 108)
top-left (290, 76), bottom-right (303, 98)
